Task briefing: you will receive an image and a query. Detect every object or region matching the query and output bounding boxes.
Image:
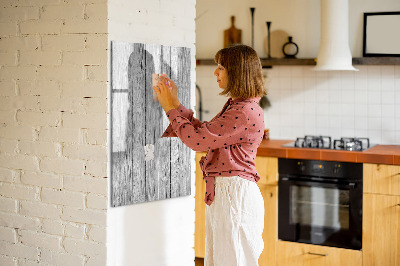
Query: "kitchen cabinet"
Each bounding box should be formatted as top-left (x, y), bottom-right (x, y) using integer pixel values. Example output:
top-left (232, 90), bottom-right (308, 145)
top-left (276, 241), bottom-right (362, 266)
top-left (363, 163), bottom-right (400, 196)
top-left (363, 163), bottom-right (400, 266)
top-left (195, 151), bottom-right (207, 258)
top-left (194, 154), bottom-right (279, 265)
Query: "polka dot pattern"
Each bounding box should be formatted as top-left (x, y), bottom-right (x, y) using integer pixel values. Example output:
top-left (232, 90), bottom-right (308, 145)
top-left (161, 97), bottom-right (265, 206)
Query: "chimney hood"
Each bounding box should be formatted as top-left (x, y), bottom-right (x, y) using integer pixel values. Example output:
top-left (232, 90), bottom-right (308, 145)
top-left (314, 0), bottom-right (358, 71)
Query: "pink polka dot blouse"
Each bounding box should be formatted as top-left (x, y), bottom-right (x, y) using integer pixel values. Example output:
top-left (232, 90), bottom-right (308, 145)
top-left (161, 96), bottom-right (265, 206)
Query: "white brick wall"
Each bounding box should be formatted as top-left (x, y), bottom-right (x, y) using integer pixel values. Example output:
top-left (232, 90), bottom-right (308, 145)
top-left (0, 0), bottom-right (108, 265)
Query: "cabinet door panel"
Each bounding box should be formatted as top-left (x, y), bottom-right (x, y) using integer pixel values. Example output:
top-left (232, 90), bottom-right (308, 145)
top-left (255, 156), bottom-right (278, 186)
top-left (364, 164), bottom-right (400, 196)
top-left (277, 241), bottom-right (362, 266)
top-left (195, 152), bottom-right (207, 258)
top-left (363, 193), bottom-right (400, 266)
top-left (259, 185), bottom-right (278, 266)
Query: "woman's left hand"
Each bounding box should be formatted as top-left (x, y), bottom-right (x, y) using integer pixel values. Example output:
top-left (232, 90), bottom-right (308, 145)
top-left (153, 76), bottom-right (175, 113)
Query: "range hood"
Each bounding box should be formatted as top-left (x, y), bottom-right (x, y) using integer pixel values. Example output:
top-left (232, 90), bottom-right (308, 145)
top-left (314, 0), bottom-right (358, 71)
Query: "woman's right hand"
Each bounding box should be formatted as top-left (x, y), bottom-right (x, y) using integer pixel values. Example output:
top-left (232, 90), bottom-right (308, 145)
top-left (160, 74), bottom-right (180, 108)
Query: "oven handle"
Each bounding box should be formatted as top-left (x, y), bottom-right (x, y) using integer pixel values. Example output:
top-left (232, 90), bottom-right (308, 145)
top-left (280, 177), bottom-right (357, 189)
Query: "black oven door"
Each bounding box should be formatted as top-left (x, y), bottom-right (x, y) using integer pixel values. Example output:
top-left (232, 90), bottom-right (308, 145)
top-left (278, 176), bottom-right (362, 250)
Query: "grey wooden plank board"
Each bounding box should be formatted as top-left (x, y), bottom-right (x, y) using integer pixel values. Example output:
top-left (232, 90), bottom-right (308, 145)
top-left (110, 41), bottom-right (192, 207)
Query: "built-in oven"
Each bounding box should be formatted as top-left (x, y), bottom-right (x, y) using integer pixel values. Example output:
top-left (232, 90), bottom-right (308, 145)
top-left (278, 158), bottom-right (363, 250)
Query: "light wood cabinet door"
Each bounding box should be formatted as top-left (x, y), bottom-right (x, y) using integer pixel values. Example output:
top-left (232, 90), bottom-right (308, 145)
top-left (276, 241), bottom-right (362, 266)
top-left (255, 156), bottom-right (278, 186)
top-left (195, 151), bottom-right (207, 258)
top-left (363, 193), bottom-right (400, 266)
top-left (259, 185), bottom-right (278, 266)
top-left (364, 164), bottom-right (400, 196)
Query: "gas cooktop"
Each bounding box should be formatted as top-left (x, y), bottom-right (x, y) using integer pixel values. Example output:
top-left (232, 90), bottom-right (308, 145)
top-left (282, 135), bottom-right (375, 151)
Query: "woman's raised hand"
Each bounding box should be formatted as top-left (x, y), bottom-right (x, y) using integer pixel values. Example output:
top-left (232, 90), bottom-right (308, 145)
top-left (160, 74), bottom-right (180, 108)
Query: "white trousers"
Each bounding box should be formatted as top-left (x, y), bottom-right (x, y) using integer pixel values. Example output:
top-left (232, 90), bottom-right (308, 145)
top-left (205, 176), bottom-right (265, 266)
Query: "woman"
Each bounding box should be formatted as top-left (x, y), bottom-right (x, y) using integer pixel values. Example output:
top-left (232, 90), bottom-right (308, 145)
top-left (153, 44), bottom-right (267, 266)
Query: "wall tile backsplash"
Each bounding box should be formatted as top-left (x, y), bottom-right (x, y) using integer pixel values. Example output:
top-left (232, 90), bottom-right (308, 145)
top-left (196, 65), bottom-right (400, 145)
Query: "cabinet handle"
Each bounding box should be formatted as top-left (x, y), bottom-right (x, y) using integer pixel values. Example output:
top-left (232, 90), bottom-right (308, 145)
top-left (307, 252), bottom-right (328, 256)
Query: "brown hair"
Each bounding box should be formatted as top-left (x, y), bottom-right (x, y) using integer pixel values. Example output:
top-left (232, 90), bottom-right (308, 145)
top-left (214, 44), bottom-right (267, 99)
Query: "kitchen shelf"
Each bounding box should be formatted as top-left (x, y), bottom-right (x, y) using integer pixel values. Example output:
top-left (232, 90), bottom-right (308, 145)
top-left (196, 57), bottom-right (400, 67)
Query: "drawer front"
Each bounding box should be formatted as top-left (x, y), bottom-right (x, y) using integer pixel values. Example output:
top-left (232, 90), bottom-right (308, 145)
top-left (364, 164), bottom-right (400, 196)
top-left (277, 241), bottom-right (362, 266)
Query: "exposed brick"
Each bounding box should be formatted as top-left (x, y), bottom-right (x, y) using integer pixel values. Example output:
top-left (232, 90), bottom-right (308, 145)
top-left (85, 65), bottom-right (107, 81)
top-left (20, 20), bottom-right (61, 35)
top-left (61, 207), bottom-right (106, 226)
top-left (87, 225), bottom-right (105, 243)
top-left (0, 183), bottom-right (39, 201)
top-left (84, 160), bottom-right (106, 177)
top-left (85, 34), bottom-right (107, 51)
top-left (17, 111), bottom-right (61, 127)
top-left (0, 212), bottom-right (41, 231)
top-left (0, 110), bottom-right (16, 125)
top-left (63, 237), bottom-right (105, 257)
top-left (40, 158), bottom-right (84, 176)
top-left (85, 3), bottom-right (107, 20)
top-left (41, 4), bottom-right (84, 20)
top-left (63, 113), bottom-right (107, 129)
top-left (0, 168), bottom-right (16, 183)
top-left (0, 66), bottom-right (36, 81)
top-left (38, 96), bottom-right (84, 113)
top-left (86, 193), bottom-right (108, 210)
top-left (61, 81), bottom-right (107, 98)
top-left (0, 51), bottom-right (17, 65)
top-left (0, 7), bottom-right (39, 22)
top-left (0, 81), bottom-right (16, 96)
top-left (86, 129), bottom-right (107, 145)
top-left (0, 153), bottom-right (39, 171)
top-left (18, 80), bottom-right (61, 97)
top-left (0, 240), bottom-right (39, 261)
top-left (0, 125), bottom-right (34, 141)
top-left (63, 144), bottom-right (106, 162)
top-left (18, 140), bottom-right (58, 157)
top-left (38, 127), bottom-right (79, 143)
top-left (6, 96), bottom-right (40, 111)
top-left (19, 229), bottom-right (61, 251)
top-left (0, 36), bottom-right (40, 52)
top-left (63, 50), bottom-right (107, 65)
top-left (41, 188), bottom-right (85, 208)
top-left (41, 219), bottom-right (63, 236)
top-left (0, 226), bottom-right (17, 243)
top-left (86, 255), bottom-right (106, 266)
top-left (64, 175), bottom-right (107, 195)
top-left (40, 249), bottom-right (85, 266)
top-left (64, 222), bottom-right (85, 239)
top-left (19, 51), bottom-right (62, 66)
top-left (0, 138), bottom-right (18, 154)
top-left (61, 19), bottom-right (107, 34)
top-left (21, 171), bottom-right (62, 189)
top-left (18, 258), bottom-right (42, 266)
top-left (37, 66), bottom-right (83, 81)
top-left (0, 254), bottom-right (16, 265)
top-left (4, 0), bottom-right (62, 6)
top-left (20, 200), bottom-right (61, 219)
top-left (41, 34), bottom-right (85, 51)
top-left (0, 196), bottom-right (17, 213)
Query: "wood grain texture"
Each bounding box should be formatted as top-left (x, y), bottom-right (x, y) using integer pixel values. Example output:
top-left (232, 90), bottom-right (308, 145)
top-left (110, 41), bottom-right (192, 207)
top-left (276, 240), bottom-right (362, 266)
top-left (255, 156), bottom-right (278, 186)
top-left (364, 163), bottom-right (400, 196)
top-left (195, 151), bottom-right (207, 258)
top-left (259, 184), bottom-right (278, 266)
top-left (363, 193), bottom-right (400, 266)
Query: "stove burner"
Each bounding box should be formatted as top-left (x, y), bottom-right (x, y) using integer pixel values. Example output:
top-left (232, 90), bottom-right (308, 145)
top-left (295, 135), bottom-right (332, 149)
top-left (333, 137), bottom-right (370, 151)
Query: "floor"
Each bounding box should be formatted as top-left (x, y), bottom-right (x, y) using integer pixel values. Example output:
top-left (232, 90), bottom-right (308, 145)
top-left (195, 257), bottom-right (204, 266)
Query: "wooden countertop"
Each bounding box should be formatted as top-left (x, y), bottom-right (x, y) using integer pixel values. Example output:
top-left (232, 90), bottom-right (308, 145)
top-left (256, 139), bottom-right (400, 165)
